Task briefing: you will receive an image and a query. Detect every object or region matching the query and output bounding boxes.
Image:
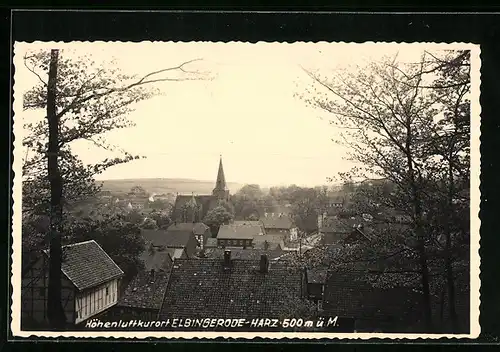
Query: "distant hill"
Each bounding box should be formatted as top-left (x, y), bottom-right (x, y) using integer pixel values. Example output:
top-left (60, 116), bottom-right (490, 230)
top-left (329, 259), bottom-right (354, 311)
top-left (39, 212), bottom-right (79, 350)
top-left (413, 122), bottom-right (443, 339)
top-left (98, 178), bottom-right (244, 196)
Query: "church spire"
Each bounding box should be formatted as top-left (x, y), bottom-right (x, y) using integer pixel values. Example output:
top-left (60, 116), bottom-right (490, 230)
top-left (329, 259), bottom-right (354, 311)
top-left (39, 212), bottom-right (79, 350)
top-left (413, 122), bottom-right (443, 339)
top-left (213, 155), bottom-right (229, 200)
top-left (215, 155), bottom-right (227, 191)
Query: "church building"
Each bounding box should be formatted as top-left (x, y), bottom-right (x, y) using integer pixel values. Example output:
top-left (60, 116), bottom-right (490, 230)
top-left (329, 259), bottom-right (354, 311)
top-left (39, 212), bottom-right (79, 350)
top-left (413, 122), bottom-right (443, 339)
top-left (171, 156), bottom-right (232, 223)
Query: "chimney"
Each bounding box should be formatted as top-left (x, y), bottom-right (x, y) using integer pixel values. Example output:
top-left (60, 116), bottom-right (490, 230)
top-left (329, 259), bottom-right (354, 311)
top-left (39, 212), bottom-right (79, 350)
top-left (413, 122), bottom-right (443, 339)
top-left (224, 250), bottom-right (231, 267)
top-left (259, 254), bottom-right (269, 273)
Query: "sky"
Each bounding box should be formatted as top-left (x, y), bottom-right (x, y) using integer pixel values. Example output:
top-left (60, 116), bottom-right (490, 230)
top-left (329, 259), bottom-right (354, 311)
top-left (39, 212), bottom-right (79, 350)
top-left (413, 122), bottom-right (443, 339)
top-left (13, 42), bottom-right (472, 187)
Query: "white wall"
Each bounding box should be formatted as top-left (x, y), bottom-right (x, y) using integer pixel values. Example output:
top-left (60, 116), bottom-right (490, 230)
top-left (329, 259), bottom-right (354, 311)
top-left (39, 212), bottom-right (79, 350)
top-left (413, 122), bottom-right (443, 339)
top-left (75, 278), bottom-right (119, 324)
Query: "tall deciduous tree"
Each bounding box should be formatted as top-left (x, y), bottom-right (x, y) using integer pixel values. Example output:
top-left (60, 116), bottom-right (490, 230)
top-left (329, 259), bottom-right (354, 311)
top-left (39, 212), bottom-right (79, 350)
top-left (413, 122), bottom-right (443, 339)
top-left (21, 48), bottom-right (210, 329)
top-left (299, 50), bottom-right (470, 332)
top-left (203, 206), bottom-right (234, 237)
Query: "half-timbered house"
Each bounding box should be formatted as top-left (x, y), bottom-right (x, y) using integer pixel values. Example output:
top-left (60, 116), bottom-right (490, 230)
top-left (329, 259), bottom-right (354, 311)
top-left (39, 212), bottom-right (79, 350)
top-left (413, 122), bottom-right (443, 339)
top-left (21, 240), bottom-right (124, 329)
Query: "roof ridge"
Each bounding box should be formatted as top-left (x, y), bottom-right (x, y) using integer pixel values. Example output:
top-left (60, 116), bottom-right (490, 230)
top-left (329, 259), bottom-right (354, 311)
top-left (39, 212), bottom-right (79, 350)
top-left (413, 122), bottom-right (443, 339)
top-left (63, 239), bottom-right (97, 248)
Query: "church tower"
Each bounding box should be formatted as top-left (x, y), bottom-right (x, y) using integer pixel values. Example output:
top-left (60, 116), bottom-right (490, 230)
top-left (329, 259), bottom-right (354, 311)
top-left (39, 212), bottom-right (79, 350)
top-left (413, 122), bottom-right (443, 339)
top-left (212, 155), bottom-right (230, 202)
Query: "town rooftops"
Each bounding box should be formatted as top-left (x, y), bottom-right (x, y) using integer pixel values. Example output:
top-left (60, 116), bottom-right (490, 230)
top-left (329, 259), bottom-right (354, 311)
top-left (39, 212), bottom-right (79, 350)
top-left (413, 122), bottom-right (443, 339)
top-left (140, 247), bottom-right (174, 271)
top-left (43, 240), bottom-right (124, 291)
top-left (167, 222), bottom-right (209, 236)
top-left (307, 267), bottom-right (328, 284)
top-left (141, 229), bottom-right (195, 248)
top-left (203, 248), bottom-right (291, 261)
top-left (232, 220), bottom-right (262, 226)
top-left (260, 216), bottom-right (294, 230)
top-left (217, 224), bottom-right (264, 240)
top-left (158, 255), bottom-right (304, 320)
top-left (252, 234), bottom-right (286, 250)
top-left (118, 268), bottom-right (171, 310)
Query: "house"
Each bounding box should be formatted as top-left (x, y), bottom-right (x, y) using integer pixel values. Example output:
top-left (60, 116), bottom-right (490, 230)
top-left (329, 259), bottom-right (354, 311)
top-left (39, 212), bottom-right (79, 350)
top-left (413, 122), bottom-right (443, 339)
top-left (167, 222), bottom-right (212, 249)
top-left (171, 156), bottom-right (233, 223)
top-left (252, 234), bottom-right (286, 250)
top-left (305, 267), bottom-right (328, 304)
top-left (318, 214), bottom-right (370, 245)
top-left (216, 223), bottom-right (264, 248)
top-left (103, 257), bottom-right (173, 321)
top-left (21, 240), bottom-right (124, 329)
top-left (232, 220), bottom-right (266, 234)
top-left (260, 215), bottom-right (298, 241)
top-left (202, 248), bottom-right (297, 262)
top-left (139, 246), bottom-right (174, 272)
top-left (141, 229), bottom-right (199, 258)
top-left (158, 251), bottom-right (307, 324)
top-left (322, 270), bottom-right (428, 333)
top-left (260, 204), bottom-right (292, 218)
top-left (329, 196), bottom-right (346, 208)
top-left (204, 237), bottom-right (219, 249)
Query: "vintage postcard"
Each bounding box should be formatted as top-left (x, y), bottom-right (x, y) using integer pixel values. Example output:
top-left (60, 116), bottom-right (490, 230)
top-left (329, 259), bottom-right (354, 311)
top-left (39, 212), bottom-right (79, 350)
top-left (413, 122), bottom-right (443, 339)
top-left (11, 41), bottom-right (481, 339)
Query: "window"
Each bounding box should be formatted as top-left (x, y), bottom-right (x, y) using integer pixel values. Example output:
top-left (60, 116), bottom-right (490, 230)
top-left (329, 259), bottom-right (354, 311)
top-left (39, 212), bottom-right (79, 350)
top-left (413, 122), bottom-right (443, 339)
top-left (106, 287), bottom-right (109, 296)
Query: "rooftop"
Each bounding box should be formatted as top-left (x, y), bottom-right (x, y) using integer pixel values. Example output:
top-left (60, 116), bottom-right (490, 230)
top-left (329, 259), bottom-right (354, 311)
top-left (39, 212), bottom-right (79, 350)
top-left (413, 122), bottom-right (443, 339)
top-left (203, 248), bottom-right (296, 261)
top-left (307, 267), bottom-right (328, 284)
top-left (158, 257), bottom-right (304, 320)
top-left (253, 234), bottom-right (286, 249)
top-left (140, 247), bottom-right (173, 271)
top-left (167, 222), bottom-right (210, 236)
top-left (260, 216), bottom-right (294, 230)
top-left (217, 224), bottom-right (264, 240)
top-left (322, 270), bottom-right (425, 330)
top-left (43, 240), bottom-right (124, 291)
top-left (118, 269), bottom-right (171, 310)
top-left (141, 229), bottom-right (195, 248)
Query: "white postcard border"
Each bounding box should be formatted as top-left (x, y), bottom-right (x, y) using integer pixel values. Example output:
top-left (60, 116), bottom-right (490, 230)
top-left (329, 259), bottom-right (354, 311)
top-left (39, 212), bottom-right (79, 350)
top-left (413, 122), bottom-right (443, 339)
top-left (11, 41), bottom-right (482, 340)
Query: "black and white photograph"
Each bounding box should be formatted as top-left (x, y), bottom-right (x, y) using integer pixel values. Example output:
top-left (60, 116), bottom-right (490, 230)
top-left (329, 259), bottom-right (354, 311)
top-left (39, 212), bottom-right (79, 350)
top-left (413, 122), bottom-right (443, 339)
top-left (11, 41), bottom-right (481, 339)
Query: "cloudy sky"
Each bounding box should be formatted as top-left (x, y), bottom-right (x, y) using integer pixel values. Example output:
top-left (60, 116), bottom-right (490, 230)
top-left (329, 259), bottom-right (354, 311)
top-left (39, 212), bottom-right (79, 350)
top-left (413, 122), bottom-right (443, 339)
top-left (14, 42), bottom-right (467, 187)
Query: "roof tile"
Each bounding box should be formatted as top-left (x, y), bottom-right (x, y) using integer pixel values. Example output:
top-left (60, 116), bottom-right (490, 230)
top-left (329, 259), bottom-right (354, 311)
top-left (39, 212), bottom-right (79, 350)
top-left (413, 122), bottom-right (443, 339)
top-left (43, 240), bottom-right (124, 291)
top-left (159, 258), bottom-right (303, 319)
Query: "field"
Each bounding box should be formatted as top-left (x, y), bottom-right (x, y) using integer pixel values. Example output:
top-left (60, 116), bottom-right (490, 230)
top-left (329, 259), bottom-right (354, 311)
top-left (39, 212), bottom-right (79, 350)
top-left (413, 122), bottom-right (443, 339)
top-left (98, 178), bottom-right (244, 196)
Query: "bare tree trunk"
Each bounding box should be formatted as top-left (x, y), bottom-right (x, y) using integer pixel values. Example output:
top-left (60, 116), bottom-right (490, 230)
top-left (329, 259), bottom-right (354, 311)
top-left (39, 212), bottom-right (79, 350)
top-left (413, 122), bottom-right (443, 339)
top-left (406, 130), bottom-right (433, 332)
top-left (445, 156), bottom-right (459, 332)
top-left (46, 49), bottom-right (66, 330)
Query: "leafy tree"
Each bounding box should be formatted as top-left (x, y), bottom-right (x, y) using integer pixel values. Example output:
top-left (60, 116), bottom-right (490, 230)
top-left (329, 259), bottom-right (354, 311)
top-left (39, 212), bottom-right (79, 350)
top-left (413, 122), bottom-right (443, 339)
top-left (149, 210), bottom-right (172, 229)
top-left (289, 187), bottom-right (321, 233)
top-left (128, 185), bottom-right (148, 197)
top-left (149, 198), bottom-right (169, 210)
top-left (232, 184), bottom-right (265, 219)
top-left (21, 48), bottom-right (209, 328)
top-left (236, 184), bottom-right (265, 200)
top-left (63, 213), bottom-right (146, 289)
top-left (218, 199), bottom-right (235, 215)
top-left (300, 50), bottom-right (470, 332)
top-left (123, 209), bottom-right (144, 225)
top-left (141, 217), bottom-right (158, 230)
top-left (203, 206), bottom-right (234, 237)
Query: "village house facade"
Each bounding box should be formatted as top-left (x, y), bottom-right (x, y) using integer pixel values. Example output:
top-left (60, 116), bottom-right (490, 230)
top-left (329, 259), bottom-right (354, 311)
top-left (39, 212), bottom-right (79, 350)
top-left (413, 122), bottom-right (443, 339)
top-left (216, 223), bottom-right (264, 248)
top-left (21, 240), bottom-right (124, 329)
top-left (260, 215), bottom-right (298, 241)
